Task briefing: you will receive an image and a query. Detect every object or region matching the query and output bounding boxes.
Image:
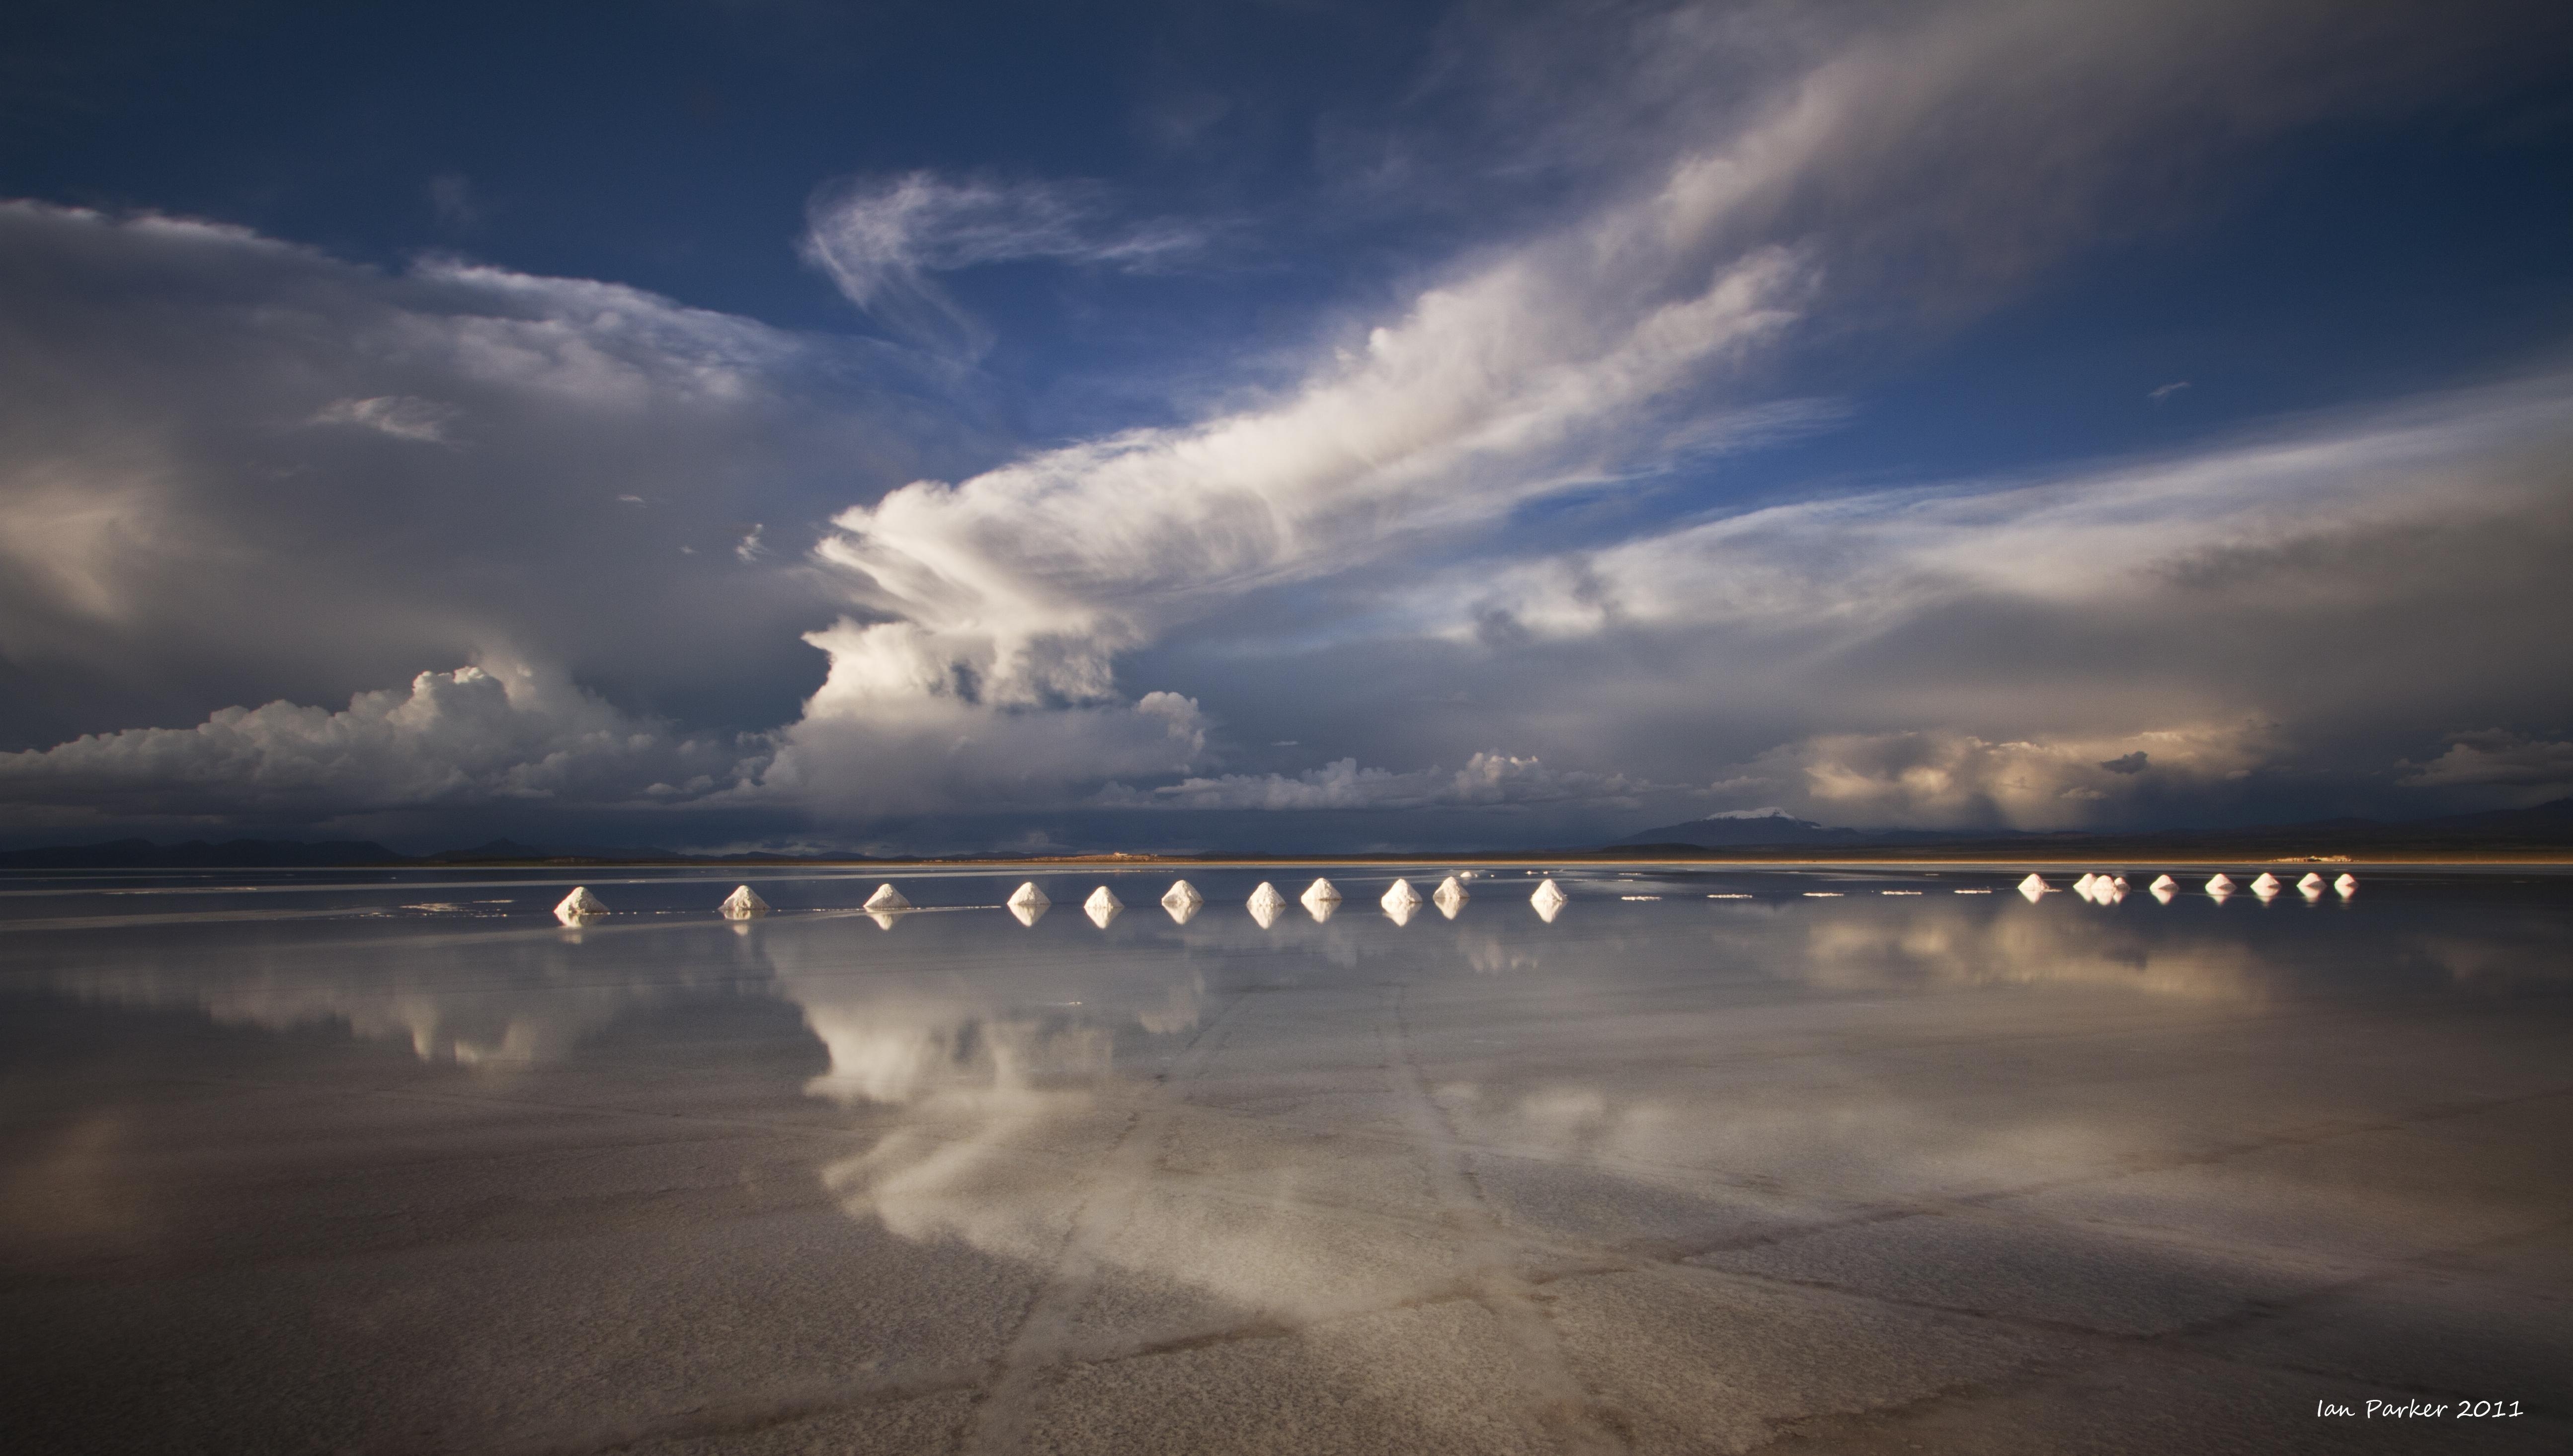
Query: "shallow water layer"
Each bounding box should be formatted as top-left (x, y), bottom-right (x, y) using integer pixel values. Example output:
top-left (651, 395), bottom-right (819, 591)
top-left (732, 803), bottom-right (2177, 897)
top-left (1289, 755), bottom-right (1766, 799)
top-left (1, 864), bottom-right (2568, 1455)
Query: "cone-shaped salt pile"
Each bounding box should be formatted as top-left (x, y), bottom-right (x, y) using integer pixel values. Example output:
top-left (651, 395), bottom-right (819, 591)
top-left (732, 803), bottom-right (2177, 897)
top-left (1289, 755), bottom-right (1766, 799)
top-left (1161, 880), bottom-right (1203, 913)
top-left (1381, 878), bottom-right (1423, 912)
top-left (2335, 873), bottom-right (2358, 896)
top-left (2111, 876), bottom-right (2128, 890)
top-left (2204, 873), bottom-right (2233, 894)
top-left (1247, 881), bottom-right (1286, 915)
top-left (2018, 873), bottom-right (2049, 895)
top-left (2251, 872), bottom-right (2281, 893)
top-left (2151, 882), bottom-right (2176, 905)
top-left (2150, 874), bottom-right (2177, 893)
top-left (864, 883), bottom-right (910, 912)
top-left (2074, 873), bottom-right (2097, 892)
top-left (554, 886), bottom-right (607, 923)
top-left (2297, 872), bottom-right (2325, 893)
top-left (1083, 886), bottom-right (1122, 928)
top-left (720, 885), bottom-right (769, 919)
top-left (1008, 881), bottom-right (1050, 927)
top-left (1530, 878), bottom-right (1568, 923)
top-left (1301, 877), bottom-right (1342, 909)
top-left (1433, 875), bottom-right (1468, 911)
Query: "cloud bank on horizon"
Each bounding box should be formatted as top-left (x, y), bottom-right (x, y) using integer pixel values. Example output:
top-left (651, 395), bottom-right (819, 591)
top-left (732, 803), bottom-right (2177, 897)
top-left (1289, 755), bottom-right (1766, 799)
top-left (2, 0), bottom-right (2570, 851)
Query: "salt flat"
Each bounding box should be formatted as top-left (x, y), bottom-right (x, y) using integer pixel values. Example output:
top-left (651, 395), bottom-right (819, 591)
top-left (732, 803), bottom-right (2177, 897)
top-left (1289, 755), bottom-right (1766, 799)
top-left (0, 866), bottom-right (2567, 1454)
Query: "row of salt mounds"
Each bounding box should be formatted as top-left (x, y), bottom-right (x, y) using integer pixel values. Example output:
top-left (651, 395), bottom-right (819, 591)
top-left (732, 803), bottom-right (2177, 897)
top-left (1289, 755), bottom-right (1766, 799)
top-left (555, 886), bottom-right (608, 923)
top-left (721, 885), bottom-right (770, 919)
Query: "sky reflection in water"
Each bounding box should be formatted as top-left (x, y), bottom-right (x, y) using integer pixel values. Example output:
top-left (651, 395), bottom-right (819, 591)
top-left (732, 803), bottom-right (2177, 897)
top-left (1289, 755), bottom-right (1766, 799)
top-left (1, 867), bottom-right (2568, 1453)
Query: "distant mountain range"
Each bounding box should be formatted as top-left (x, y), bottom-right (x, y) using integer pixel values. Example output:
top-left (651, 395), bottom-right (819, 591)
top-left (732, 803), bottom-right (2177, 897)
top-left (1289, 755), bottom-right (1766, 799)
top-left (2, 799), bottom-right (2569, 869)
top-left (1613, 799), bottom-right (2573, 853)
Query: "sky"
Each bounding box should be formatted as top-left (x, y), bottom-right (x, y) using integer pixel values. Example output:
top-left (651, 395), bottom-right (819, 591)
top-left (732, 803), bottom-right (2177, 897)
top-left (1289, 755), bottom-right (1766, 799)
top-left (2, 0), bottom-right (2571, 854)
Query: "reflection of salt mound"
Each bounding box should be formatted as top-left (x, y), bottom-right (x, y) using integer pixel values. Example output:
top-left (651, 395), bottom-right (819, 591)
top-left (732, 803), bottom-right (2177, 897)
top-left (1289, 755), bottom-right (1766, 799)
top-left (2150, 882), bottom-right (2176, 905)
top-left (1383, 896), bottom-right (1417, 926)
top-left (867, 912), bottom-right (900, 931)
top-left (1530, 878), bottom-right (1568, 919)
top-left (719, 885), bottom-right (769, 919)
top-left (864, 884), bottom-right (910, 912)
top-left (2204, 873), bottom-right (2234, 897)
top-left (1083, 887), bottom-right (1123, 928)
top-left (1433, 875), bottom-right (1468, 917)
top-left (1381, 878), bottom-right (1423, 912)
top-left (554, 886), bottom-right (607, 923)
top-left (1300, 878), bottom-right (1342, 916)
top-left (2150, 874), bottom-right (2176, 893)
top-left (2335, 873), bottom-right (2358, 897)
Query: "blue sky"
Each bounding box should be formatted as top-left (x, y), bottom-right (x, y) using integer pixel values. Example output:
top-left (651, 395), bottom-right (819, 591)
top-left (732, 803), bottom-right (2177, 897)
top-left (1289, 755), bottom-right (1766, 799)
top-left (2, 0), bottom-right (2571, 852)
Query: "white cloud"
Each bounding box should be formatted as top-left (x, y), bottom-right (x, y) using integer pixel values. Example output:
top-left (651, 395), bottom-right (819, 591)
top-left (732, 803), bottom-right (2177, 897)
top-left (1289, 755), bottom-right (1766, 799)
top-left (1709, 724), bottom-right (2281, 829)
top-left (1099, 752), bottom-right (1655, 812)
top-left (0, 662), bottom-right (756, 819)
top-left (311, 394), bottom-right (459, 444)
top-left (801, 171), bottom-right (1206, 356)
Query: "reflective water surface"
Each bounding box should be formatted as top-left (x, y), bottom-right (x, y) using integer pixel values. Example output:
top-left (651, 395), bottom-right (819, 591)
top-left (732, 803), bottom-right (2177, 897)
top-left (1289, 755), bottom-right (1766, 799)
top-left (2, 865), bottom-right (2568, 1454)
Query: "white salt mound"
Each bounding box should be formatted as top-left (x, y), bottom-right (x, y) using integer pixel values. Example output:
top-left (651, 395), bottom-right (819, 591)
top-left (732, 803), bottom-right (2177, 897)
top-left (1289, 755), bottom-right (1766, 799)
top-left (719, 885), bottom-right (769, 919)
top-left (864, 883), bottom-right (911, 912)
top-left (554, 886), bottom-right (607, 921)
top-left (2205, 873), bottom-right (2234, 895)
top-left (1085, 886), bottom-right (1123, 914)
top-left (2335, 873), bottom-right (2358, 896)
top-left (1381, 878), bottom-right (1423, 911)
top-left (1008, 882), bottom-right (1049, 911)
top-left (2251, 872), bottom-right (2281, 893)
top-left (2150, 874), bottom-right (2177, 892)
top-left (2019, 873), bottom-right (2048, 894)
top-left (1433, 875), bottom-right (1468, 908)
top-left (1530, 878), bottom-right (1568, 910)
top-left (2074, 873), bottom-right (2097, 891)
top-left (1247, 882), bottom-right (1286, 912)
top-left (1301, 877), bottom-right (1342, 906)
top-left (2297, 872), bottom-right (2325, 893)
top-left (1160, 880), bottom-right (1203, 912)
